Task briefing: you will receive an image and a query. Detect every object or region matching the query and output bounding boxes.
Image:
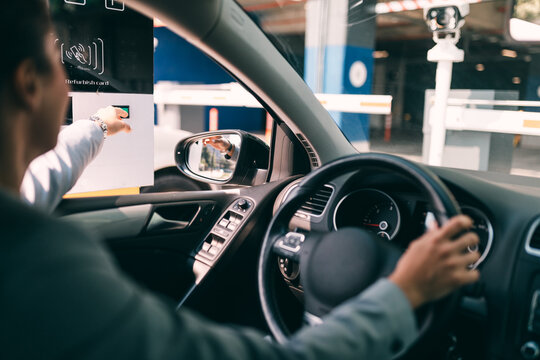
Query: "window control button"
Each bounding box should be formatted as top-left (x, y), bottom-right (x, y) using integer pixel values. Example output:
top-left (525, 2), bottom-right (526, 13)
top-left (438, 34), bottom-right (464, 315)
top-left (202, 242), bottom-right (211, 252)
top-left (213, 228), bottom-right (230, 238)
top-left (208, 246), bottom-right (219, 256)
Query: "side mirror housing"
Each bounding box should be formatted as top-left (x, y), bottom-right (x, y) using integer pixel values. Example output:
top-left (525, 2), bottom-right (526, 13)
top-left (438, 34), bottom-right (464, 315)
top-left (175, 130), bottom-right (269, 186)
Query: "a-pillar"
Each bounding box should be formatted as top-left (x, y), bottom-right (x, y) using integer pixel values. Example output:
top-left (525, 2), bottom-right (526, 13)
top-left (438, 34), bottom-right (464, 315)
top-left (304, 0), bottom-right (376, 151)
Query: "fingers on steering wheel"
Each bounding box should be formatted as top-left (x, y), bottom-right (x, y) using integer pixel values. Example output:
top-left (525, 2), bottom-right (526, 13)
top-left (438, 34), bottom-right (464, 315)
top-left (450, 231), bottom-right (479, 250)
top-left (431, 215), bottom-right (473, 243)
top-left (453, 267), bottom-right (481, 285)
top-left (459, 251), bottom-right (481, 267)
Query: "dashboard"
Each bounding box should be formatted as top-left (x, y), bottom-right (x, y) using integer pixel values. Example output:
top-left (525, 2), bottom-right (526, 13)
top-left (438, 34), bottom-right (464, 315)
top-left (271, 166), bottom-right (540, 359)
top-left (332, 188), bottom-right (493, 269)
top-left (277, 168), bottom-right (494, 273)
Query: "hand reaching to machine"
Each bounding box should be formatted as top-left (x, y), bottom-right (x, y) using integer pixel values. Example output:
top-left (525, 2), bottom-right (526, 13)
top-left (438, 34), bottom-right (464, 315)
top-left (389, 215), bottom-right (480, 309)
top-left (93, 106), bottom-right (131, 136)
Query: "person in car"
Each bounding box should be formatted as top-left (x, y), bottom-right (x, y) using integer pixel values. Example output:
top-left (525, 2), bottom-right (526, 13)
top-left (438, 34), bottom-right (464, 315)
top-left (0, 1), bottom-right (480, 359)
top-left (20, 105), bottom-right (131, 212)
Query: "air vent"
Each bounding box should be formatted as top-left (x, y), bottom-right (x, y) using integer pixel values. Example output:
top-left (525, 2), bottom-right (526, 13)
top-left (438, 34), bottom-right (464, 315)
top-left (525, 217), bottom-right (540, 257)
top-left (296, 134), bottom-right (319, 168)
top-left (297, 185), bottom-right (334, 217)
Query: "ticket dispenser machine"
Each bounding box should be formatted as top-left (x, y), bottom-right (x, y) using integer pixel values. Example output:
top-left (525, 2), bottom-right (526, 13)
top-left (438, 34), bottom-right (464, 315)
top-left (50, 0), bottom-right (154, 193)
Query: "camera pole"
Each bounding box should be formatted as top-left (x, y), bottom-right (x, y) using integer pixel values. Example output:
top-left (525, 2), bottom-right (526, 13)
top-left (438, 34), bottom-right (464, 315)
top-left (426, 31), bottom-right (464, 166)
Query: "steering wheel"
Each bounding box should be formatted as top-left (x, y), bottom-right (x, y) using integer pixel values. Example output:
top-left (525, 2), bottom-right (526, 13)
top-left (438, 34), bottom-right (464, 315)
top-left (258, 153), bottom-right (461, 357)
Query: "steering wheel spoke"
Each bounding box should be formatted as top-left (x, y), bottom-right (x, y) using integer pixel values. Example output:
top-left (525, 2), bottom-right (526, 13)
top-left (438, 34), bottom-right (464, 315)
top-left (303, 311), bottom-right (323, 327)
top-left (272, 232), bottom-right (306, 261)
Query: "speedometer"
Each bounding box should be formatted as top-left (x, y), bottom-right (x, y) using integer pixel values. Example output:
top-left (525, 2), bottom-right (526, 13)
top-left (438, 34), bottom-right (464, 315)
top-left (333, 189), bottom-right (401, 240)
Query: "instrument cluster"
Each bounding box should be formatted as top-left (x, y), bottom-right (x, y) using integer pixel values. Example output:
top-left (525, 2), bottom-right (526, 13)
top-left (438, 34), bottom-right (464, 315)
top-left (332, 188), bottom-right (493, 268)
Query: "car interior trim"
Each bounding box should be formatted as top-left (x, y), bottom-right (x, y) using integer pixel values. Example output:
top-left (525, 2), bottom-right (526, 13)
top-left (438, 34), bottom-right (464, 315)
top-left (525, 216), bottom-right (540, 258)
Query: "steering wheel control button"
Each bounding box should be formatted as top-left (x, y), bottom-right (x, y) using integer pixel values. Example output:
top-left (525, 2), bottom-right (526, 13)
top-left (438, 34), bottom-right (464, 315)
top-left (273, 233), bottom-right (305, 260)
top-left (277, 257), bottom-right (300, 280)
top-left (521, 341), bottom-right (540, 359)
top-left (280, 233), bottom-right (304, 252)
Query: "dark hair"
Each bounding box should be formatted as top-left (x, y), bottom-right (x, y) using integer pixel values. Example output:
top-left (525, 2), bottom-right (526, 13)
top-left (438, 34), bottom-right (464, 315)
top-left (0, 0), bottom-right (52, 87)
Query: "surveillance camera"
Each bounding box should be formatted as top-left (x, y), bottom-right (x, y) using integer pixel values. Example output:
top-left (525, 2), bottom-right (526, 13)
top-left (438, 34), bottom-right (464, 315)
top-left (424, 3), bottom-right (469, 33)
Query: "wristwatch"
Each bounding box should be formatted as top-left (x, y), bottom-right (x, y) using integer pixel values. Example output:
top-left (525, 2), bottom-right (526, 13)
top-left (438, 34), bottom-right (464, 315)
top-left (223, 143), bottom-right (233, 160)
top-left (89, 115), bottom-right (108, 138)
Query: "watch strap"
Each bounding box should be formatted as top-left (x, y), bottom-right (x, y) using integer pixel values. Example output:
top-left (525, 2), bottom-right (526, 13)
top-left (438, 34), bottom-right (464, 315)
top-left (89, 115), bottom-right (108, 139)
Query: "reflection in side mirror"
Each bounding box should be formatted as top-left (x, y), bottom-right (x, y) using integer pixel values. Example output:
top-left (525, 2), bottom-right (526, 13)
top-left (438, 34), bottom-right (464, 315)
top-left (508, 0), bottom-right (540, 42)
top-left (186, 135), bottom-right (241, 182)
top-left (176, 130), bottom-right (270, 186)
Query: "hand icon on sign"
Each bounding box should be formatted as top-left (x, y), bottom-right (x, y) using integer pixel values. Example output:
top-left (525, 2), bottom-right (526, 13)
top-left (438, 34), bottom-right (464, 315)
top-left (66, 44), bottom-right (89, 65)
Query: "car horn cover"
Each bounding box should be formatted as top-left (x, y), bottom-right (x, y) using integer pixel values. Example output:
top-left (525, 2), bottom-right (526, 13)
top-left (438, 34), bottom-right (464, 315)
top-left (300, 227), bottom-right (382, 315)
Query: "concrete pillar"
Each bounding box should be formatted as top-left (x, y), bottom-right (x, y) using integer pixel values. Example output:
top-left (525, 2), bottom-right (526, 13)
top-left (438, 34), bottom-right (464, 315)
top-left (304, 0), bottom-right (376, 151)
top-left (393, 56), bottom-right (407, 129)
top-left (525, 55), bottom-right (540, 106)
top-left (519, 54), bottom-right (540, 149)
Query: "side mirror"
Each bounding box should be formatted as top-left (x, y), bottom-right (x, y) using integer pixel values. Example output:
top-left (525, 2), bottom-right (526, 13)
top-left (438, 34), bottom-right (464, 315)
top-left (506, 0), bottom-right (540, 43)
top-left (175, 130), bottom-right (269, 185)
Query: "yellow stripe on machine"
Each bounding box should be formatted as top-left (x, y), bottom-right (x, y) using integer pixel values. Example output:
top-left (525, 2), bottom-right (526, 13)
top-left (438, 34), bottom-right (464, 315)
top-left (64, 187), bottom-right (140, 199)
top-left (523, 120), bottom-right (540, 129)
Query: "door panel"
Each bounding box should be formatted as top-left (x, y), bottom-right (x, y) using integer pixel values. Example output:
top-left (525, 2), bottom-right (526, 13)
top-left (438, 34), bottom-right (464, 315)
top-left (56, 180), bottom-right (294, 314)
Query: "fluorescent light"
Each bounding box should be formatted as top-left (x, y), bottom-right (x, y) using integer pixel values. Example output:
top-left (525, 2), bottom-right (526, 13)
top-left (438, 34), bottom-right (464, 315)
top-left (509, 18), bottom-right (540, 42)
top-left (502, 49), bottom-right (518, 58)
top-left (373, 50), bottom-right (389, 59)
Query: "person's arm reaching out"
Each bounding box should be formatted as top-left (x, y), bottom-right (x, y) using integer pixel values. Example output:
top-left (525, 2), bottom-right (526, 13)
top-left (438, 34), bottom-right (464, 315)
top-left (20, 106), bottom-right (130, 213)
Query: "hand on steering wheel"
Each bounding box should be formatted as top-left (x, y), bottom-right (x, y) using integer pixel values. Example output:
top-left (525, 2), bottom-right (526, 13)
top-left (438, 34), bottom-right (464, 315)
top-left (389, 215), bottom-right (480, 309)
top-left (258, 153), bottom-right (480, 358)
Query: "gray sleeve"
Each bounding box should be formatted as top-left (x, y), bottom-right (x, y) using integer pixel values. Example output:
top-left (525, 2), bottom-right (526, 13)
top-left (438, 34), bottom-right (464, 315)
top-left (19, 120), bottom-right (104, 212)
top-left (2, 223), bottom-right (417, 360)
top-left (289, 278), bottom-right (419, 359)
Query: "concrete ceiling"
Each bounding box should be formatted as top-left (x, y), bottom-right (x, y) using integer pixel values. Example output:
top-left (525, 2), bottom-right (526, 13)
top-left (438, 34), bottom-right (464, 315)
top-left (237, 0), bottom-right (508, 40)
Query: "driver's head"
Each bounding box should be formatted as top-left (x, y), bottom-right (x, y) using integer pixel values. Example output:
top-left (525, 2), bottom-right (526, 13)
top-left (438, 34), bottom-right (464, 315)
top-left (0, 0), bottom-right (68, 166)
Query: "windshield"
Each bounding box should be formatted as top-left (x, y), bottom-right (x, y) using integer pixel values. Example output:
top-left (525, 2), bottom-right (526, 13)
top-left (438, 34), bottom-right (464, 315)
top-left (240, 0), bottom-right (540, 178)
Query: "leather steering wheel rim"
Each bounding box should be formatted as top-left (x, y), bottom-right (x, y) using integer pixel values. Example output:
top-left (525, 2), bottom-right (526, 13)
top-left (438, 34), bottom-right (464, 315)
top-left (258, 153), bottom-right (461, 352)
